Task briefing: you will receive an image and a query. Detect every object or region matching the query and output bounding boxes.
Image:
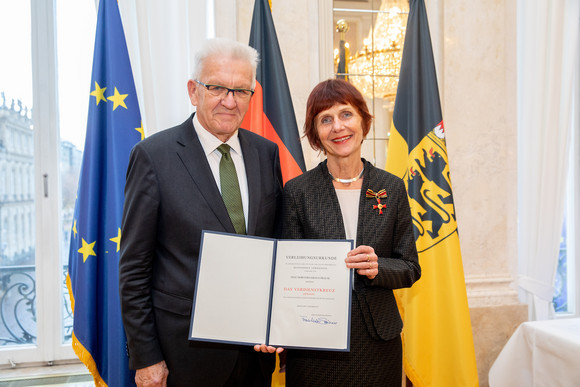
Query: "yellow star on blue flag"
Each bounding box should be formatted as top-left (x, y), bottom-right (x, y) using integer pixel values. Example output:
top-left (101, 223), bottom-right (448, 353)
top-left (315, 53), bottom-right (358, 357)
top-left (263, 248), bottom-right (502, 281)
top-left (90, 82), bottom-right (107, 105)
top-left (135, 121), bottom-right (145, 140)
top-left (110, 228), bottom-right (122, 252)
top-left (107, 87), bottom-right (128, 110)
top-left (78, 238), bottom-right (97, 262)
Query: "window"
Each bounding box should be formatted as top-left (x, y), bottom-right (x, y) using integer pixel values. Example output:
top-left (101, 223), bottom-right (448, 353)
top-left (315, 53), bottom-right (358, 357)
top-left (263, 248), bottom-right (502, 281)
top-left (0, 0), bottom-right (37, 354)
top-left (0, 0), bottom-right (94, 366)
top-left (554, 88), bottom-right (579, 317)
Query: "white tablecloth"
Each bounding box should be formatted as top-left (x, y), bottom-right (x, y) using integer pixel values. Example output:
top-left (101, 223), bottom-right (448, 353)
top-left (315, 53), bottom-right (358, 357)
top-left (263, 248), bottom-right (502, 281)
top-left (489, 318), bottom-right (580, 387)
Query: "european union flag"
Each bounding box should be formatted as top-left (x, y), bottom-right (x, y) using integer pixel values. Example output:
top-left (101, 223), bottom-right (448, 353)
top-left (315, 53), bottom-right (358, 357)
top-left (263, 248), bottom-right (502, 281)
top-left (66, 0), bottom-right (142, 385)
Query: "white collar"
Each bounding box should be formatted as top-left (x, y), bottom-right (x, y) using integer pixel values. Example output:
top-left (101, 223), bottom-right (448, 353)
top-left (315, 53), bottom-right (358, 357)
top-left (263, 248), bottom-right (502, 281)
top-left (193, 113), bottom-right (242, 156)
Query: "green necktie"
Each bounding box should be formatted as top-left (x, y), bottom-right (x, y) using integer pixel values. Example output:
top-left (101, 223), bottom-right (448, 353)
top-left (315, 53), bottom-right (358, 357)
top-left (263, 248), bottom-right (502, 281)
top-left (217, 144), bottom-right (246, 234)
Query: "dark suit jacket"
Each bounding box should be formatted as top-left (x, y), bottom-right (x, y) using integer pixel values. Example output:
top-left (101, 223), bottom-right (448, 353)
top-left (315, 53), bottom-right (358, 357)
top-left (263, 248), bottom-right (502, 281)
top-left (119, 114), bottom-right (282, 385)
top-left (282, 159), bottom-right (420, 341)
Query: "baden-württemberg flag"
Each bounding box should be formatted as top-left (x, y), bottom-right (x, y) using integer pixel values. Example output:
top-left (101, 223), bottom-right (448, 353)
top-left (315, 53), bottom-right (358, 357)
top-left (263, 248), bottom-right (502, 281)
top-left (66, 0), bottom-right (143, 385)
top-left (241, 0), bottom-right (306, 184)
top-left (386, 0), bottom-right (478, 386)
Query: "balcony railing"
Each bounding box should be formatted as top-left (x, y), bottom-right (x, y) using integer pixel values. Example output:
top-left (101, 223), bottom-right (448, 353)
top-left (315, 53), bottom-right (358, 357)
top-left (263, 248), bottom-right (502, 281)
top-left (0, 265), bottom-right (73, 346)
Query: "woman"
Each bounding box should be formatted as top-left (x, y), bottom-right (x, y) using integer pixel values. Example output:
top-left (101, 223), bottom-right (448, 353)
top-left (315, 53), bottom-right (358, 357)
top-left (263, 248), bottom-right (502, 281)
top-left (277, 79), bottom-right (420, 386)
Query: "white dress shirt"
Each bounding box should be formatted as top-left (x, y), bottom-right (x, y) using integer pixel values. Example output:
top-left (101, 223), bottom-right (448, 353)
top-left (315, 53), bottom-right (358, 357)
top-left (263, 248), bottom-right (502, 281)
top-left (192, 114), bottom-right (249, 229)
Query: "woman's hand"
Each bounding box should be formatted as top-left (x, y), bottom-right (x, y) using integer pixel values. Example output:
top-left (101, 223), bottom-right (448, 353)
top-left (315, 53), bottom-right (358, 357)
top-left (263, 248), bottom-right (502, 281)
top-left (254, 344), bottom-right (284, 354)
top-left (345, 245), bottom-right (378, 280)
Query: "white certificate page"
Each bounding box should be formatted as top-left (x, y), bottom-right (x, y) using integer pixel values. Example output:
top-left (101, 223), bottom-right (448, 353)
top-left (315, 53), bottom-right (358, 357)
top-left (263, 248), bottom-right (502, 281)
top-left (190, 232), bottom-right (275, 345)
top-left (268, 240), bottom-right (352, 351)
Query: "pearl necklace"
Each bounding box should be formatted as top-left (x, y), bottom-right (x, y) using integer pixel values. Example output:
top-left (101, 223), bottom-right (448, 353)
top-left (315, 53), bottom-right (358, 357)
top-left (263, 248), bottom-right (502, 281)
top-left (328, 166), bottom-right (364, 184)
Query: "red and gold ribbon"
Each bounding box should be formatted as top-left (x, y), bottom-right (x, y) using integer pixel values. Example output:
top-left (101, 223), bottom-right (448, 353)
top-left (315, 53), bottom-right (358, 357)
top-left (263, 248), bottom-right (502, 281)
top-left (366, 189), bottom-right (386, 199)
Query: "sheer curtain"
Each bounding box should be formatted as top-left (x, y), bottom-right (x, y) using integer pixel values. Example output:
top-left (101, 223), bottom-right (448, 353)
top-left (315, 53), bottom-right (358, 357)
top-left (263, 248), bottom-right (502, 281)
top-left (517, 0), bottom-right (580, 320)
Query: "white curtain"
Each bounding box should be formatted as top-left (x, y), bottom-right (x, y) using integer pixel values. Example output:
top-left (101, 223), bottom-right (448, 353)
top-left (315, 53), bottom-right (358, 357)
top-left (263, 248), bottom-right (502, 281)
top-left (116, 0), bottom-right (222, 136)
top-left (517, 0), bottom-right (580, 320)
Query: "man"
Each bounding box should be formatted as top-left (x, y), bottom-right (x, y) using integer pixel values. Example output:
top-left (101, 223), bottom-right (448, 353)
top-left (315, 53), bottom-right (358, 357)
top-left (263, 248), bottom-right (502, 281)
top-left (119, 38), bottom-right (282, 386)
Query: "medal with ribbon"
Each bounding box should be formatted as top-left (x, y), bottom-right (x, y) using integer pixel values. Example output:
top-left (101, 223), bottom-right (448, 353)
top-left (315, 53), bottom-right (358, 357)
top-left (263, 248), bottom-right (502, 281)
top-left (366, 188), bottom-right (387, 214)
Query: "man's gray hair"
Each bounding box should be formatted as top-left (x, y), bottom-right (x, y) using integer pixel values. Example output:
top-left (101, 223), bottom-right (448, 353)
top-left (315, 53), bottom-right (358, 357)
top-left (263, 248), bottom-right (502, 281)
top-left (192, 38), bottom-right (260, 89)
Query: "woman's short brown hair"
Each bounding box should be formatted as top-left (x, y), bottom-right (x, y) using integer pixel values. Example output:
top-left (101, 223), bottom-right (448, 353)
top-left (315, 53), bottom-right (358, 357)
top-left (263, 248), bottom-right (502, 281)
top-left (303, 79), bottom-right (373, 152)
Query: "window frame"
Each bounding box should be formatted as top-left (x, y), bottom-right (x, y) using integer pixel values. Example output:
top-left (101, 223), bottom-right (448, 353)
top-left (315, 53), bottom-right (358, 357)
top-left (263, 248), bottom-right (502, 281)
top-left (0, 0), bottom-right (76, 366)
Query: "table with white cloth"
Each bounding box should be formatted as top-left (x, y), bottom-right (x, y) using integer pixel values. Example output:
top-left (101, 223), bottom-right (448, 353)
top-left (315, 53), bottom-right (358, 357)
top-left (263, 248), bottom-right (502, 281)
top-left (488, 318), bottom-right (580, 387)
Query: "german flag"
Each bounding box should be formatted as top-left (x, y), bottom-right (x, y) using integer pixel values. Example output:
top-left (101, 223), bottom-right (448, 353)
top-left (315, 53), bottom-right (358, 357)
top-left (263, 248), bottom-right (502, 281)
top-left (241, 0), bottom-right (305, 184)
top-left (386, 0), bottom-right (479, 386)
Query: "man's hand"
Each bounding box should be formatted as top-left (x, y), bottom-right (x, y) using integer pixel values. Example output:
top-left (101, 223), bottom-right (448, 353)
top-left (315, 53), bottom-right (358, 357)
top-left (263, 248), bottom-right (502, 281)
top-left (135, 361), bottom-right (169, 387)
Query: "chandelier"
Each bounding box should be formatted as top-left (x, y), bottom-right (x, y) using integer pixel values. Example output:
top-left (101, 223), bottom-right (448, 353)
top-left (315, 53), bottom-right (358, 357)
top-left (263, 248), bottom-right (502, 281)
top-left (335, 0), bottom-right (408, 100)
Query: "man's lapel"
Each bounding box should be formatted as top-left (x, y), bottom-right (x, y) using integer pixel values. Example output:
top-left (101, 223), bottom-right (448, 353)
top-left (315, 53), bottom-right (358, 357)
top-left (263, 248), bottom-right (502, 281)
top-left (175, 116), bottom-right (235, 233)
top-left (239, 130), bottom-right (261, 235)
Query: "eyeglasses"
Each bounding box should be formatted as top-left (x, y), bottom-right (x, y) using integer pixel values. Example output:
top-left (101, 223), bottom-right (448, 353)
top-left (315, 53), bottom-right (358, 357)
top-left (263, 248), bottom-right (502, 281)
top-left (195, 80), bottom-right (254, 101)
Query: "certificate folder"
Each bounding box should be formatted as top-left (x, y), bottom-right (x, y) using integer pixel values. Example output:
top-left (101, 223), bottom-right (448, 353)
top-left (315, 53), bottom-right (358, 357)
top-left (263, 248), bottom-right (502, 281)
top-left (189, 231), bottom-right (353, 351)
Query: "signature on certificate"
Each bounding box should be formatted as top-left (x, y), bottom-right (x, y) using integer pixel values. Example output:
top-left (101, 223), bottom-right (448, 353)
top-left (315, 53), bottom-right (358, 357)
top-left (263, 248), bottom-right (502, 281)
top-left (301, 316), bottom-right (338, 325)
